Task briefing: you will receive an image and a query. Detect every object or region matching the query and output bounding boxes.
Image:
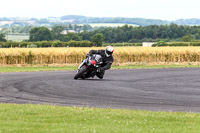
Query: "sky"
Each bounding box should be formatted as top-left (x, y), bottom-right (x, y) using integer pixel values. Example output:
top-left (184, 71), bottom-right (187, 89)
top-left (0, 0), bottom-right (200, 20)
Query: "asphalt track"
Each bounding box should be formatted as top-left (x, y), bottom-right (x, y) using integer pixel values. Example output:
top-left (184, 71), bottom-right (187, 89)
top-left (1, 68), bottom-right (200, 112)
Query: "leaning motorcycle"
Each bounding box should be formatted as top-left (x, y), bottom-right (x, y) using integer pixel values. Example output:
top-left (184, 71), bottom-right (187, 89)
top-left (74, 54), bottom-right (103, 80)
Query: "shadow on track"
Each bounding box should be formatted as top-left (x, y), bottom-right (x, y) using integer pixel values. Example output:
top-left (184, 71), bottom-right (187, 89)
top-left (74, 78), bottom-right (134, 83)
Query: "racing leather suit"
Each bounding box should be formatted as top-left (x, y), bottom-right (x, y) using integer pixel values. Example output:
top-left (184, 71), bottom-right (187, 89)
top-left (88, 50), bottom-right (114, 79)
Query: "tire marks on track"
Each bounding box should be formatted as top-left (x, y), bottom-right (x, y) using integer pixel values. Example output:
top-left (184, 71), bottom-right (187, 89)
top-left (1, 68), bottom-right (200, 112)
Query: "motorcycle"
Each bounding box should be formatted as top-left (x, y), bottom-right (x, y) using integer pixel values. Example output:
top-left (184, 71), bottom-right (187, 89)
top-left (74, 54), bottom-right (103, 80)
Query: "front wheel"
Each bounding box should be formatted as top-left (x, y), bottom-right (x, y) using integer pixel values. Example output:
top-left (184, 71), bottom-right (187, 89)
top-left (74, 66), bottom-right (88, 80)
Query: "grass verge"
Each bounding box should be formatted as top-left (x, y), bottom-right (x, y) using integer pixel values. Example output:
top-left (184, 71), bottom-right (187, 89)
top-left (0, 104), bottom-right (199, 133)
top-left (0, 66), bottom-right (77, 73)
top-left (1, 64), bottom-right (200, 73)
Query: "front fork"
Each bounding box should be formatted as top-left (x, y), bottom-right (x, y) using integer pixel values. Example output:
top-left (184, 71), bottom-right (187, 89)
top-left (77, 59), bottom-right (87, 72)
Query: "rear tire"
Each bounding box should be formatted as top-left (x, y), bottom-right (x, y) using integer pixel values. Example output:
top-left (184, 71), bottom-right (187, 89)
top-left (74, 66), bottom-right (88, 80)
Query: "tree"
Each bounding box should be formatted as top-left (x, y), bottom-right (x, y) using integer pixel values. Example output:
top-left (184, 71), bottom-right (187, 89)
top-left (0, 33), bottom-right (7, 42)
top-left (78, 31), bottom-right (92, 41)
top-left (0, 28), bottom-right (11, 34)
top-left (91, 33), bottom-right (104, 46)
top-left (66, 24), bottom-right (73, 30)
top-left (11, 26), bottom-right (23, 33)
top-left (29, 27), bottom-right (53, 41)
top-left (74, 24), bottom-right (81, 32)
top-left (64, 32), bottom-right (82, 42)
top-left (22, 26), bottom-right (33, 33)
top-left (82, 24), bottom-right (93, 31)
top-left (181, 34), bottom-right (193, 42)
top-left (52, 25), bottom-right (65, 41)
top-left (197, 29), bottom-right (200, 39)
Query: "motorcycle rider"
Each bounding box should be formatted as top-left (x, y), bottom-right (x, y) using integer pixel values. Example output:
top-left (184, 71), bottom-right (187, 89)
top-left (87, 46), bottom-right (114, 79)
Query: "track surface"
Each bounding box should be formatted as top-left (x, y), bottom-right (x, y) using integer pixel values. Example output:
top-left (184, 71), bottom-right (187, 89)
top-left (1, 68), bottom-right (200, 112)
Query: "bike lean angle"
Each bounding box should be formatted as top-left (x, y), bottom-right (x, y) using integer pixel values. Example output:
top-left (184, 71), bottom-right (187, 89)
top-left (74, 54), bottom-right (103, 80)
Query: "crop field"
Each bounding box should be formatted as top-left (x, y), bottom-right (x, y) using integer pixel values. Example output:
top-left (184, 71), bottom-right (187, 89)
top-left (1, 47), bottom-right (200, 65)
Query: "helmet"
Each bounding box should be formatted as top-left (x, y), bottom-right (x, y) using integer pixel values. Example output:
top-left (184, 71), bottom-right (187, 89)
top-left (105, 46), bottom-right (114, 57)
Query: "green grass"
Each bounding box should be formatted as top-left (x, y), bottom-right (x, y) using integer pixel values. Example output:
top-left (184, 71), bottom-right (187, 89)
top-left (0, 104), bottom-right (199, 133)
top-left (1, 64), bottom-right (200, 73)
top-left (113, 64), bottom-right (200, 69)
top-left (0, 66), bottom-right (77, 73)
top-left (6, 34), bottom-right (29, 42)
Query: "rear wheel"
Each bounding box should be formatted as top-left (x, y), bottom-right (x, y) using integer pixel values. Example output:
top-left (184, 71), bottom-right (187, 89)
top-left (74, 66), bottom-right (88, 80)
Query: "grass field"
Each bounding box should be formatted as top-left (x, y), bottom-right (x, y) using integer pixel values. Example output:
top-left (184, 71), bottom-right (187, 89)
top-left (1, 64), bottom-right (200, 73)
top-left (6, 34), bottom-right (29, 42)
top-left (0, 66), bottom-right (76, 73)
top-left (0, 104), bottom-right (199, 133)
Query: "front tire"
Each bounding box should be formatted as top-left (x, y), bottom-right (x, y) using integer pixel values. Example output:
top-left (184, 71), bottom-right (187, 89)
top-left (74, 66), bottom-right (88, 80)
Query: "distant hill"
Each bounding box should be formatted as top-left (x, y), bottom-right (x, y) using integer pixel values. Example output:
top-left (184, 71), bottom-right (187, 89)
top-left (61, 15), bottom-right (200, 26)
top-left (1, 15), bottom-right (200, 27)
top-left (172, 18), bottom-right (200, 25)
top-left (61, 15), bottom-right (169, 26)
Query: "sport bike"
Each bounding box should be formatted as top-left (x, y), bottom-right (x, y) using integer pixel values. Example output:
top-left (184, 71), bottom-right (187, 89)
top-left (74, 54), bottom-right (103, 80)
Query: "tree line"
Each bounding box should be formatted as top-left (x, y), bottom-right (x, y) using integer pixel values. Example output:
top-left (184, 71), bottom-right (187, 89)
top-left (77, 24), bottom-right (200, 43)
top-left (0, 24), bottom-right (93, 34)
top-left (28, 26), bottom-right (104, 46)
top-left (29, 24), bottom-right (200, 43)
top-left (1, 24), bottom-right (200, 46)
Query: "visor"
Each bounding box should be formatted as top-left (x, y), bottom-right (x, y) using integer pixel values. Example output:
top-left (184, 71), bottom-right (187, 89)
top-left (106, 50), bottom-right (113, 55)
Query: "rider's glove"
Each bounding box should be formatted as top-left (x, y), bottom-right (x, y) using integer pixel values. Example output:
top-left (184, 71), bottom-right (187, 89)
top-left (86, 54), bottom-right (90, 58)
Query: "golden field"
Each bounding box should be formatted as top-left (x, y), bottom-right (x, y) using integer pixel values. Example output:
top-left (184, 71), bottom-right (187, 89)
top-left (1, 47), bottom-right (200, 65)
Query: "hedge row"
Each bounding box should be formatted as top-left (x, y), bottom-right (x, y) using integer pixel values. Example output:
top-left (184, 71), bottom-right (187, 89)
top-left (152, 42), bottom-right (200, 47)
top-left (4, 41), bottom-right (200, 47)
top-left (103, 43), bottom-right (142, 47)
top-left (0, 40), bottom-right (93, 48)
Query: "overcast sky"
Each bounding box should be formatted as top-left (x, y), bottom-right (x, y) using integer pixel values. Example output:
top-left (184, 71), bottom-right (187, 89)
top-left (1, 0), bottom-right (199, 20)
